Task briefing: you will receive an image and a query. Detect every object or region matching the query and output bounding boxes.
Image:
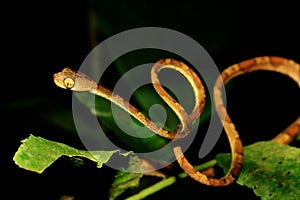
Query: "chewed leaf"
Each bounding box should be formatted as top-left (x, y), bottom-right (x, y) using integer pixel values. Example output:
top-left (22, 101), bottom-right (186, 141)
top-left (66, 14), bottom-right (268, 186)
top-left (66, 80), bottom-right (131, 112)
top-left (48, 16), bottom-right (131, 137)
top-left (13, 134), bottom-right (134, 173)
top-left (216, 141), bottom-right (300, 200)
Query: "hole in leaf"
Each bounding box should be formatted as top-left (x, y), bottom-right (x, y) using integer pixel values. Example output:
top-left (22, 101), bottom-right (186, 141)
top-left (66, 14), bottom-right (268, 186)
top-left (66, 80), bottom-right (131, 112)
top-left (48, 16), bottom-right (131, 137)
top-left (277, 183), bottom-right (283, 188)
top-left (262, 157), bottom-right (267, 161)
top-left (269, 193), bottom-right (272, 197)
top-left (253, 185), bottom-right (258, 190)
top-left (278, 161), bottom-right (283, 164)
top-left (287, 171), bottom-right (292, 175)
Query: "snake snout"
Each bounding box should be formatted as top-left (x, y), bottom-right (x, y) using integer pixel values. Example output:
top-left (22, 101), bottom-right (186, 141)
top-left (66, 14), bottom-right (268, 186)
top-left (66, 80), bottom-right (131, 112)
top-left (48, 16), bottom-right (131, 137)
top-left (53, 72), bottom-right (67, 89)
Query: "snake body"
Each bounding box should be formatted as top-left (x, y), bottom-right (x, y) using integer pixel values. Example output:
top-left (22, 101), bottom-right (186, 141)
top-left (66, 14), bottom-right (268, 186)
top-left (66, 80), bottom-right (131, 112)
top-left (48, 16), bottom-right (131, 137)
top-left (53, 56), bottom-right (300, 186)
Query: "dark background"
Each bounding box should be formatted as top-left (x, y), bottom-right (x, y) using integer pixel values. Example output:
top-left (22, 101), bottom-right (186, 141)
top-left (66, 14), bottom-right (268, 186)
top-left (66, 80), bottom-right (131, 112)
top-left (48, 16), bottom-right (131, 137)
top-left (3, 0), bottom-right (299, 199)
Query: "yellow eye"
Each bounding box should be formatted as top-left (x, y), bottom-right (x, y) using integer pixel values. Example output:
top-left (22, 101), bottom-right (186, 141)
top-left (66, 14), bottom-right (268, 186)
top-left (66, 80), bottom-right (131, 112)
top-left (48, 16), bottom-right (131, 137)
top-left (63, 77), bottom-right (75, 89)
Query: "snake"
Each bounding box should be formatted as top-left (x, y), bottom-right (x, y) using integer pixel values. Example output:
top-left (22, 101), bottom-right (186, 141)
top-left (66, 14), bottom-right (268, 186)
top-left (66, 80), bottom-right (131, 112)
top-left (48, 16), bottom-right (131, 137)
top-left (53, 56), bottom-right (300, 186)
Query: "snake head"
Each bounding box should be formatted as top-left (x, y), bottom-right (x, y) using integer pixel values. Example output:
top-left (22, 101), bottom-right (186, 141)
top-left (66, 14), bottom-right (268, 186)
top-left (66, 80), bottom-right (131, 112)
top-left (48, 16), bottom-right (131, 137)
top-left (53, 68), bottom-right (97, 91)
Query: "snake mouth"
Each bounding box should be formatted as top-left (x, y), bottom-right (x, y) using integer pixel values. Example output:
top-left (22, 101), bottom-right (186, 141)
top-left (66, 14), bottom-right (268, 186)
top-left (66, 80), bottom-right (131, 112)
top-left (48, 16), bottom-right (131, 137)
top-left (53, 73), bottom-right (58, 80)
top-left (53, 72), bottom-right (66, 89)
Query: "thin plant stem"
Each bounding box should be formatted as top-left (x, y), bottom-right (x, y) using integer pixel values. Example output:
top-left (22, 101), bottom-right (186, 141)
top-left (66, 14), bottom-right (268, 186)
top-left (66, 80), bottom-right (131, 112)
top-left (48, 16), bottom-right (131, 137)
top-left (125, 159), bottom-right (217, 200)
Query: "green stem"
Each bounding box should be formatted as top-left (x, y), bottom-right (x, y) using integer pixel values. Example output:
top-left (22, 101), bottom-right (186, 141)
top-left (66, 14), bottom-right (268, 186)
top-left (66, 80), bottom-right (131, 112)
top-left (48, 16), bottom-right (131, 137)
top-left (125, 176), bottom-right (176, 200)
top-left (125, 159), bottom-right (217, 200)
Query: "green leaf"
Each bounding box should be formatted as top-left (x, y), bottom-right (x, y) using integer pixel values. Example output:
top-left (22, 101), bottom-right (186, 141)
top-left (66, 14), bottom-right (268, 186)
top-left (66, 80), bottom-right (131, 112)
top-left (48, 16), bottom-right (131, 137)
top-left (109, 156), bottom-right (143, 200)
top-left (216, 141), bottom-right (300, 199)
top-left (13, 135), bottom-right (134, 173)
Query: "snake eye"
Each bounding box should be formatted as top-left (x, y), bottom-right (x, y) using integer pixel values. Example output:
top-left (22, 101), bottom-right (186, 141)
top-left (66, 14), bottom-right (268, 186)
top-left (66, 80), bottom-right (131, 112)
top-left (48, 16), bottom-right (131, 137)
top-left (63, 77), bottom-right (75, 89)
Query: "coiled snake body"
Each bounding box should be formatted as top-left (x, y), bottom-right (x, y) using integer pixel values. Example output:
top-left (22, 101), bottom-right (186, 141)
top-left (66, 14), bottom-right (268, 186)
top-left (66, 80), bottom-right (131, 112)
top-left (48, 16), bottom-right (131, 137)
top-left (54, 56), bottom-right (300, 186)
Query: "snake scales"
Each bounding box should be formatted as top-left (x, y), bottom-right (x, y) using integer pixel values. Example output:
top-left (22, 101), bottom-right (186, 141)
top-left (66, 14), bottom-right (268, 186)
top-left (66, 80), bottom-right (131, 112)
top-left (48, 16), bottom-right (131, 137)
top-left (53, 56), bottom-right (300, 186)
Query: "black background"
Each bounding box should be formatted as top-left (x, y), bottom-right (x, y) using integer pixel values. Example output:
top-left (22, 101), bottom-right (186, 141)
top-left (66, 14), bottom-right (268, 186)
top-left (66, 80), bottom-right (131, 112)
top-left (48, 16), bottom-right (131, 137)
top-left (3, 0), bottom-right (300, 199)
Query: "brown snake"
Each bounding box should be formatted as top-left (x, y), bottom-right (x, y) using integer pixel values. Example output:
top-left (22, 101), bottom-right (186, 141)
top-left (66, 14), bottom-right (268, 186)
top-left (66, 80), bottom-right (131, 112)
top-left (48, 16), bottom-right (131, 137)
top-left (53, 56), bottom-right (300, 186)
